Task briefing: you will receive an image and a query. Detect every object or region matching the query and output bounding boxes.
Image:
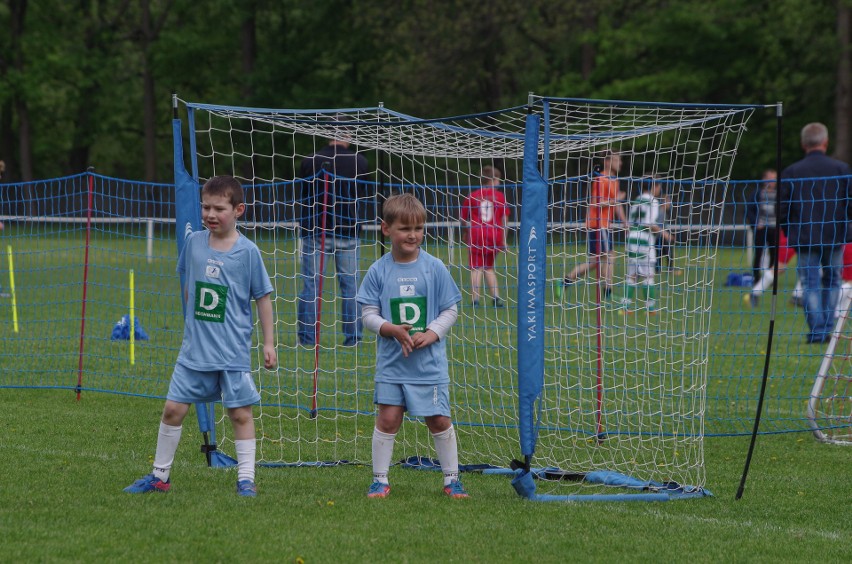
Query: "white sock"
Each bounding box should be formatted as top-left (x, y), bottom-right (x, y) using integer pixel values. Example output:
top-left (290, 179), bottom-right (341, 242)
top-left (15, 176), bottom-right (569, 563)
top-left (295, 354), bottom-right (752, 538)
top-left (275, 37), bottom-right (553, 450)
top-left (235, 439), bottom-right (256, 483)
top-left (793, 279), bottom-right (803, 299)
top-left (372, 428), bottom-right (396, 484)
top-left (752, 269), bottom-right (774, 296)
top-left (432, 426), bottom-right (460, 486)
top-left (152, 422), bottom-right (182, 482)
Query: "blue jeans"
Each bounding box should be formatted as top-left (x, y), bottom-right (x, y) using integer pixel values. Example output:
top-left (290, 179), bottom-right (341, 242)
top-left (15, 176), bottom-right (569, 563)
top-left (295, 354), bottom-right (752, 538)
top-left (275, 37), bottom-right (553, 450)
top-left (796, 245), bottom-right (843, 340)
top-left (297, 234), bottom-right (361, 345)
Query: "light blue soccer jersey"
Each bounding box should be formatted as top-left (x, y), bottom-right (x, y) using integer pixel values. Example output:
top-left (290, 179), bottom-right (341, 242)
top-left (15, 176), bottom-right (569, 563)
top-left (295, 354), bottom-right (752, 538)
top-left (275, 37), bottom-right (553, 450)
top-left (356, 250), bottom-right (462, 384)
top-left (176, 230), bottom-right (273, 371)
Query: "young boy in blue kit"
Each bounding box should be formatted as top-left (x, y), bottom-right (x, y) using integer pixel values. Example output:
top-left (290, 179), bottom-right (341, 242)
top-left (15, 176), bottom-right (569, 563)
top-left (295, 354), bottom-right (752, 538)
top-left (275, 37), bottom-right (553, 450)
top-left (356, 193), bottom-right (468, 498)
top-left (124, 175), bottom-right (277, 497)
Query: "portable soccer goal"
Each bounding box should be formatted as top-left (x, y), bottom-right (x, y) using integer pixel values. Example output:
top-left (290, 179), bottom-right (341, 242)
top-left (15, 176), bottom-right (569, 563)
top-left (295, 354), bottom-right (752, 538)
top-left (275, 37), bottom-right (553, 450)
top-left (808, 289), bottom-right (852, 445)
top-left (172, 94), bottom-right (763, 499)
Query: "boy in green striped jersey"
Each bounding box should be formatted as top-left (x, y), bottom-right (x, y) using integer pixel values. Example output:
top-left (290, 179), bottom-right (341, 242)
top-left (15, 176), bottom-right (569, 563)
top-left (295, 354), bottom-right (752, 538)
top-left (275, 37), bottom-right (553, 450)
top-left (623, 178), bottom-right (672, 313)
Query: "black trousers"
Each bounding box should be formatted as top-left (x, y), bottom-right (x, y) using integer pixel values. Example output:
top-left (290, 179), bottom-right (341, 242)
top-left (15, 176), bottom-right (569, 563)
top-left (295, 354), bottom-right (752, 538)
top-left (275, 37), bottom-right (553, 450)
top-left (752, 227), bottom-right (778, 281)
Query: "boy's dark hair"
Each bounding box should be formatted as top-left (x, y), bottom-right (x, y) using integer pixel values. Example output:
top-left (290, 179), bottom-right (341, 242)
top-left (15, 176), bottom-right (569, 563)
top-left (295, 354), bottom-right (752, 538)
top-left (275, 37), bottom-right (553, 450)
top-left (481, 165), bottom-right (502, 184)
top-left (202, 176), bottom-right (245, 208)
top-left (649, 173), bottom-right (665, 193)
top-left (382, 193), bottom-right (426, 226)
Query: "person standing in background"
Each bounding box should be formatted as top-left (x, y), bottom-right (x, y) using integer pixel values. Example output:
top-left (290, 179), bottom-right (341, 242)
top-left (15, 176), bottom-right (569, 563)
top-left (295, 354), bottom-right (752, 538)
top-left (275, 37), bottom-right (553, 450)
top-left (561, 150), bottom-right (629, 300)
top-left (746, 169), bottom-right (780, 288)
top-left (461, 165), bottom-right (509, 307)
top-left (779, 122), bottom-right (852, 344)
top-left (297, 127), bottom-right (371, 347)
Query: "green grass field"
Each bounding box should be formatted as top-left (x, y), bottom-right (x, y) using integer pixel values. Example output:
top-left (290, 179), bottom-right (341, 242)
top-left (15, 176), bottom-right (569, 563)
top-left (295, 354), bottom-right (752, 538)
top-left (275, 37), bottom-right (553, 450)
top-left (0, 390), bottom-right (849, 562)
top-left (1, 225), bottom-right (850, 561)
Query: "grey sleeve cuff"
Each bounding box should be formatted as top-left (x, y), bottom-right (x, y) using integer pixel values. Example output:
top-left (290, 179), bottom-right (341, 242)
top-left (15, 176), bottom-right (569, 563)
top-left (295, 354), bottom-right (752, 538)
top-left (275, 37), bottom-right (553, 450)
top-left (361, 304), bottom-right (388, 335)
top-left (427, 304), bottom-right (459, 340)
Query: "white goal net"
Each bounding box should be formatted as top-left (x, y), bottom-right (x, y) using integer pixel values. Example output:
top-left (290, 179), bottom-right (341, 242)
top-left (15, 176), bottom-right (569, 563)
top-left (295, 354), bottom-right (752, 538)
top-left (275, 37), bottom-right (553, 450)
top-left (175, 96), bottom-right (758, 495)
top-left (808, 290), bottom-right (852, 445)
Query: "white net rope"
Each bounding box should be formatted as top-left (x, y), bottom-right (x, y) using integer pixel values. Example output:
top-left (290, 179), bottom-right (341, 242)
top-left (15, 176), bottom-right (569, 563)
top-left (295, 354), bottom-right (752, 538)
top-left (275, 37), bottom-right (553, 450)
top-left (809, 291), bottom-right (852, 445)
top-left (540, 98), bottom-right (753, 492)
top-left (187, 102), bottom-right (529, 467)
top-left (182, 98), bottom-right (755, 489)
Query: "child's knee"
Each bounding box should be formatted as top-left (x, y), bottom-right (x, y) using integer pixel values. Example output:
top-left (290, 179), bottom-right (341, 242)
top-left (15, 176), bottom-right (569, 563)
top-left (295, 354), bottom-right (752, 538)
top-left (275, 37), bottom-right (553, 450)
top-left (161, 400), bottom-right (189, 425)
top-left (227, 406), bottom-right (254, 427)
top-left (425, 415), bottom-right (452, 433)
top-left (375, 405), bottom-right (404, 433)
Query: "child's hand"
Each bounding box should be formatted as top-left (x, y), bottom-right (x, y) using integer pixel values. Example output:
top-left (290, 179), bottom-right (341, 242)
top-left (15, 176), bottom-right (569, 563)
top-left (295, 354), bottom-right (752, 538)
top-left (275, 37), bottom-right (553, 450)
top-left (383, 323), bottom-right (414, 357)
top-left (412, 329), bottom-right (438, 349)
top-left (263, 344), bottom-right (277, 369)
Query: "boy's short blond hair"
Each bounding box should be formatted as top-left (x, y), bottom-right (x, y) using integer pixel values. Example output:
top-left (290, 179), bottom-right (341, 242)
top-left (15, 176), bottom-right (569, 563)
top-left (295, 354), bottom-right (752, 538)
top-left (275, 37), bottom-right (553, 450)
top-left (382, 193), bottom-right (426, 226)
top-left (202, 175), bottom-right (245, 208)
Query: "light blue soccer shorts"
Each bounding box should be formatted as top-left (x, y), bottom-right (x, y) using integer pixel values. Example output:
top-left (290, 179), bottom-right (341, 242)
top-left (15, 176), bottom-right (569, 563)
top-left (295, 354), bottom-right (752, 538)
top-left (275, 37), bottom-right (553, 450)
top-left (374, 382), bottom-right (451, 417)
top-left (167, 363), bottom-right (261, 408)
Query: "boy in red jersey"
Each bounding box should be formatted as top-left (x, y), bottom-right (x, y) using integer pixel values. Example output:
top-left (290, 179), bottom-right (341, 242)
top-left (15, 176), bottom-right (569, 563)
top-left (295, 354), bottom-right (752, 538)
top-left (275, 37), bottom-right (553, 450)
top-left (461, 166), bottom-right (509, 307)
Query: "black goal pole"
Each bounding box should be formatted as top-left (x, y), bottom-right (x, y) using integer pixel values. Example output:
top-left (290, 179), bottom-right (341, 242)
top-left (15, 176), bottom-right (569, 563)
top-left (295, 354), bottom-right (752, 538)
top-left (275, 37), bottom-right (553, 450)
top-left (736, 102), bottom-right (783, 500)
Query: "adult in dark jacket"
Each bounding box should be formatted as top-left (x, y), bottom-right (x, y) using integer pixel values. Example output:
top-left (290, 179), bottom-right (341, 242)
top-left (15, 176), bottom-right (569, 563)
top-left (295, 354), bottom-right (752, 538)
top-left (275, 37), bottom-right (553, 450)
top-left (779, 122), bottom-right (852, 343)
top-left (297, 133), bottom-right (371, 347)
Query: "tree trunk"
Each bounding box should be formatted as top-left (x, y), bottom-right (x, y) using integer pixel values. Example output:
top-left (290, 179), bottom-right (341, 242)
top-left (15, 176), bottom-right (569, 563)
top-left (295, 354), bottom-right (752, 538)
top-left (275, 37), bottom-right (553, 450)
top-left (834, 1), bottom-right (851, 162)
top-left (69, 67), bottom-right (93, 174)
top-left (141, 0), bottom-right (157, 182)
top-left (581, 1), bottom-right (597, 81)
top-left (10, 0), bottom-right (33, 181)
top-left (0, 98), bottom-right (12, 181)
top-left (241, 4), bottom-right (256, 101)
top-left (142, 62), bottom-right (157, 182)
top-left (240, 2), bottom-right (257, 182)
top-left (16, 99), bottom-right (33, 182)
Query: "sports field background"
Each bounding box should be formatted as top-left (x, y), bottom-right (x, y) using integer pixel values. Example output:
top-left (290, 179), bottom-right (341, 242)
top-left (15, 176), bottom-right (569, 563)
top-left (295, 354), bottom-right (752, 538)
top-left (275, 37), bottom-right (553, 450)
top-left (0, 178), bottom-right (849, 561)
top-left (0, 214), bottom-right (828, 438)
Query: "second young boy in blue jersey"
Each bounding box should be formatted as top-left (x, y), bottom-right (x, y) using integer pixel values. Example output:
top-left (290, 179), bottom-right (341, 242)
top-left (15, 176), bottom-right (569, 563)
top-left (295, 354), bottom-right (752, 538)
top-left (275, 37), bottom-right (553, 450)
top-left (124, 175), bottom-right (277, 497)
top-left (356, 193), bottom-right (468, 498)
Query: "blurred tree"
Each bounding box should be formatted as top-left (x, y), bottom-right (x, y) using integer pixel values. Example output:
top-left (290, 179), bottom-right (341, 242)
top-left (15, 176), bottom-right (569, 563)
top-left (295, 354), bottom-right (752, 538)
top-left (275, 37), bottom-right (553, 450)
top-left (1, 0), bottom-right (32, 181)
top-left (577, 0), bottom-right (837, 177)
top-left (0, 0), bottom-right (848, 181)
top-left (130, 0), bottom-right (175, 181)
top-left (834, 0), bottom-right (851, 163)
top-left (64, 1), bottom-right (133, 175)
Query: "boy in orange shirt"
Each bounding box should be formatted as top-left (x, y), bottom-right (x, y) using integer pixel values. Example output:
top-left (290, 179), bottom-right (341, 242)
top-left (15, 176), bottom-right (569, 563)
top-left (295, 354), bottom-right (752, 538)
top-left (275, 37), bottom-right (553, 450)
top-left (561, 151), bottom-right (629, 300)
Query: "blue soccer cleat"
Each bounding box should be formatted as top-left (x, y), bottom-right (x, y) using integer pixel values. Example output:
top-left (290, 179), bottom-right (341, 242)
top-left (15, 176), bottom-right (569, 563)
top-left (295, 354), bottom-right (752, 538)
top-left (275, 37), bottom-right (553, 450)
top-left (367, 481), bottom-right (391, 498)
top-left (443, 479), bottom-right (469, 498)
top-left (237, 480), bottom-right (257, 497)
top-left (124, 473), bottom-right (170, 493)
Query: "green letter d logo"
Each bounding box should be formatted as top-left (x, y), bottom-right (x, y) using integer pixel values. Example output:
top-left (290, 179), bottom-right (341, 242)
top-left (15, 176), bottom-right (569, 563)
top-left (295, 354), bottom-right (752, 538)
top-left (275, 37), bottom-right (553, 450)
top-left (199, 287), bottom-right (219, 310)
top-left (194, 281), bottom-right (228, 323)
top-left (390, 296), bottom-right (427, 334)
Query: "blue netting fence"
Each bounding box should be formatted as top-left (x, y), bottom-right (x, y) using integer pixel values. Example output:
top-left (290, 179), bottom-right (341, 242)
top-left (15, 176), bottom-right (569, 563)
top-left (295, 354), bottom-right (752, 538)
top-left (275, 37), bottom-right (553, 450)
top-left (0, 172), bottom-right (846, 439)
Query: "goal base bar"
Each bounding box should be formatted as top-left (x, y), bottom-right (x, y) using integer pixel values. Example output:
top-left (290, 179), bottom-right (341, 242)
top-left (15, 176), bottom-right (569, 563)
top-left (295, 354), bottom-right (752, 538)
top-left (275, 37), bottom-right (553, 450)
top-left (257, 456), bottom-right (504, 472)
top-left (510, 468), bottom-right (712, 502)
top-left (205, 449), bottom-right (238, 468)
